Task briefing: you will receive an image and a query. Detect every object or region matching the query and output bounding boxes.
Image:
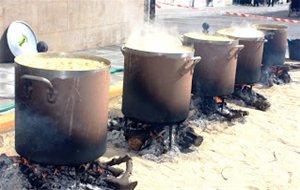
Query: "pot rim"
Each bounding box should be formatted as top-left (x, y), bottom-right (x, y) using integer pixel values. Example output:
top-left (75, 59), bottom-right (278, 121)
top-left (15, 52), bottom-right (111, 79)
top-left (252, 23), bottom-right (288, 31)
top-left (216, 28), bottom-right (265, 41)
top-left (121, 45), bottom-right (195, 59)
top-left (183, 33), bottom-right (238, 45)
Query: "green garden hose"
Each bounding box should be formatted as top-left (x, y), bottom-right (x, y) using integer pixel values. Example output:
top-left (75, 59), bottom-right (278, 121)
top-left (0, 104), bottom-right (15, 113)
top-left (110, 67), bottom-right (124, 74)
top-left (0, 67), bottom-right (124, 113)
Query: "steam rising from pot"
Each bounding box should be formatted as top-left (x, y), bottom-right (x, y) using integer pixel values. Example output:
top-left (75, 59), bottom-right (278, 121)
top-left (125, 24), bottom-right (191, 53)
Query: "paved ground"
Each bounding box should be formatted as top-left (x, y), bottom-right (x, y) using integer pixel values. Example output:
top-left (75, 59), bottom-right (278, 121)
top-left (1, 3), bottom-right (299, 108)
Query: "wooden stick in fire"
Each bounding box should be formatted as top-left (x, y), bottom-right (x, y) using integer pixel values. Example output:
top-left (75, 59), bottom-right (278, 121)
top-left (104, 154), bottom-right (138, 190)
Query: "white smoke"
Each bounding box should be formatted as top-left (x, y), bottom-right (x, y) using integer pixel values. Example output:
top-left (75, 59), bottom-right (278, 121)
top-left (124, 23), bottom-right (189, 53)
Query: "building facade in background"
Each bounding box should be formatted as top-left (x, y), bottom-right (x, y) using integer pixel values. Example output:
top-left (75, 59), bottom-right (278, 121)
top-left (0, 0), bottom-right (144, 62)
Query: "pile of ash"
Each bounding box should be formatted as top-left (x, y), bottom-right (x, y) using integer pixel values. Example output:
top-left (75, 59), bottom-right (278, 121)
top-left (0, 154), bottom-right (137, 190)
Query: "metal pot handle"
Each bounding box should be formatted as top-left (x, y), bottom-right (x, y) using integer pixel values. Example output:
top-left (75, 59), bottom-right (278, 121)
top-left (190, 56), bottom-right (202, 64)
top-left (180, 56), bottom-right (201, 76)
top-left (120, 45), bottom-right (126, 56)
top-left (256, 39), bottom-right (268, 49)
top-left (179, 35), bottom-right (184, 42)
top-left (227, 45), bottom-right (244, 60)
top-left (21, 74), bottom-right (57, 103)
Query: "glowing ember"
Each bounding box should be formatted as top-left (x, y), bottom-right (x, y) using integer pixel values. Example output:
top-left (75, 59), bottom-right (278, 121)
top-left (213, 96), bottom-right (223, 104)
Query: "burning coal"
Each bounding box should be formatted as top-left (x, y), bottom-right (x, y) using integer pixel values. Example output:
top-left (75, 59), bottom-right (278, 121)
top-left (108, 117), bottom-right (203, 160)
top-left (260, 65), bottom-right (292, 87)
top-left (0, 154), bottom-right (137, 190)
top-left (191, 95), bottom-right (249, 122)
top-left (231, 85), bottom-right (271, 111)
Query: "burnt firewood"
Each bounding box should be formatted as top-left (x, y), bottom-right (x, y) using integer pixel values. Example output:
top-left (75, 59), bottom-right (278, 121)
top-left (128, 136), bottom-right (145, 151)
top-left (78, 163), bottom-right (91, 173)
top-left (289, 63), bottom-right (300, 70)
top-left (0, 154), bottom-right (138, 190)
top-left (216, 108), bottom-right (249, 122)
top-left (261, 65), bottom-right (293, 86)
top-left (185, 128), bottom-right (203, 147)
top-left (104, 154), bottom-right (131, 166)
top-left (124, 124), bottom-right (152, 151)
top-left (275, 70), bottom-right (291, 84)
top-left (106, 166), bottom-right (124, 177)
top-left (191, 96), bottom-right (248, 122)
top-left (232, 86), bottom-right (270, 111)
top-left (104, 155), bottom-right (138, 190)
top-left (108, 117), bottom-right (126, 131)
top-left (176, 126), bottom-right (203, 150)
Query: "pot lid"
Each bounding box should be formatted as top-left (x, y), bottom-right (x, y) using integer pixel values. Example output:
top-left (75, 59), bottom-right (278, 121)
top-left (217, 27), bottom-right (264, 40)
top-left (252, 24), bottom-right (288, 31)
top-left (6, 21), bottom-right (38, 57)
top-left (184, 32), bottom-right (236, 44)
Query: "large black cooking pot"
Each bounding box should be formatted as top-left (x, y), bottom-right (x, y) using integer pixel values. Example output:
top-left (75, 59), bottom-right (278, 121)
top-left (183, 33), bottom-right (244, 96)
top-left (217, 27), bottom-right (265, 85)
top-left (288, 39), bottom-right (300, 61)
top-left (15, 53), bottom-right (110, 165)
top-left (253, 24), bottom-right (288, 67)
top-left (121, 45), bottom-right (200, 124)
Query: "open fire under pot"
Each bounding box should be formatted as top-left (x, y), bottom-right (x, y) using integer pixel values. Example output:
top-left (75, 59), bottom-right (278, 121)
top-left (253, 24), bottom-right (288, 67)
top-left (10, 53), bottom-right (138, 190)
top-left (217, 27), bottom-right (271, 111)
top-left (252, 24), bottom-right (291, 87)
top-left (109, 43), bottom-right (204, 154)
top-left (182, 32), bottom-right (248, 122)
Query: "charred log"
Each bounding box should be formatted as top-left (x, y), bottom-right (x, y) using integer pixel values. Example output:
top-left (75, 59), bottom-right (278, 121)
top-left (216, 107), bottom-right (249, 122)
top-left (232, 85), bottom-right (270, 111)
top-left (104, 155), bottom-right (138, 190)
top-left (288, 63), bottom-right (300, 71)
top-left (260, 65), bottom-right (292, 87)
top-left (192, 96), bottom-right (248, 122)
top-left (175, 126), bottom-right (203, 150)
top-left (108, 117), bottom-right (204, 155)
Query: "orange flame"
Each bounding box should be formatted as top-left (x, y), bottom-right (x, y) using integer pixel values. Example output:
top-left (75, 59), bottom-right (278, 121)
top-left (213, 96), bottom-right (223, 103)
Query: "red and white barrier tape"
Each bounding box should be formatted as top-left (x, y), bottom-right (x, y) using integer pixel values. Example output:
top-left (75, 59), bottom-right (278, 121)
top-left (157, 2), bottom-right (300, 24)
top-left (157, 2), bottom-right (200, 10)
top-left (223, 11), bottom-right (300, 24)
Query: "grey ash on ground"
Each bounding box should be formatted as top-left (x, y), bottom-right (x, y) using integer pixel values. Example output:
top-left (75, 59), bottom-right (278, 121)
top-left (0, 154), bottom-right (137, 190)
